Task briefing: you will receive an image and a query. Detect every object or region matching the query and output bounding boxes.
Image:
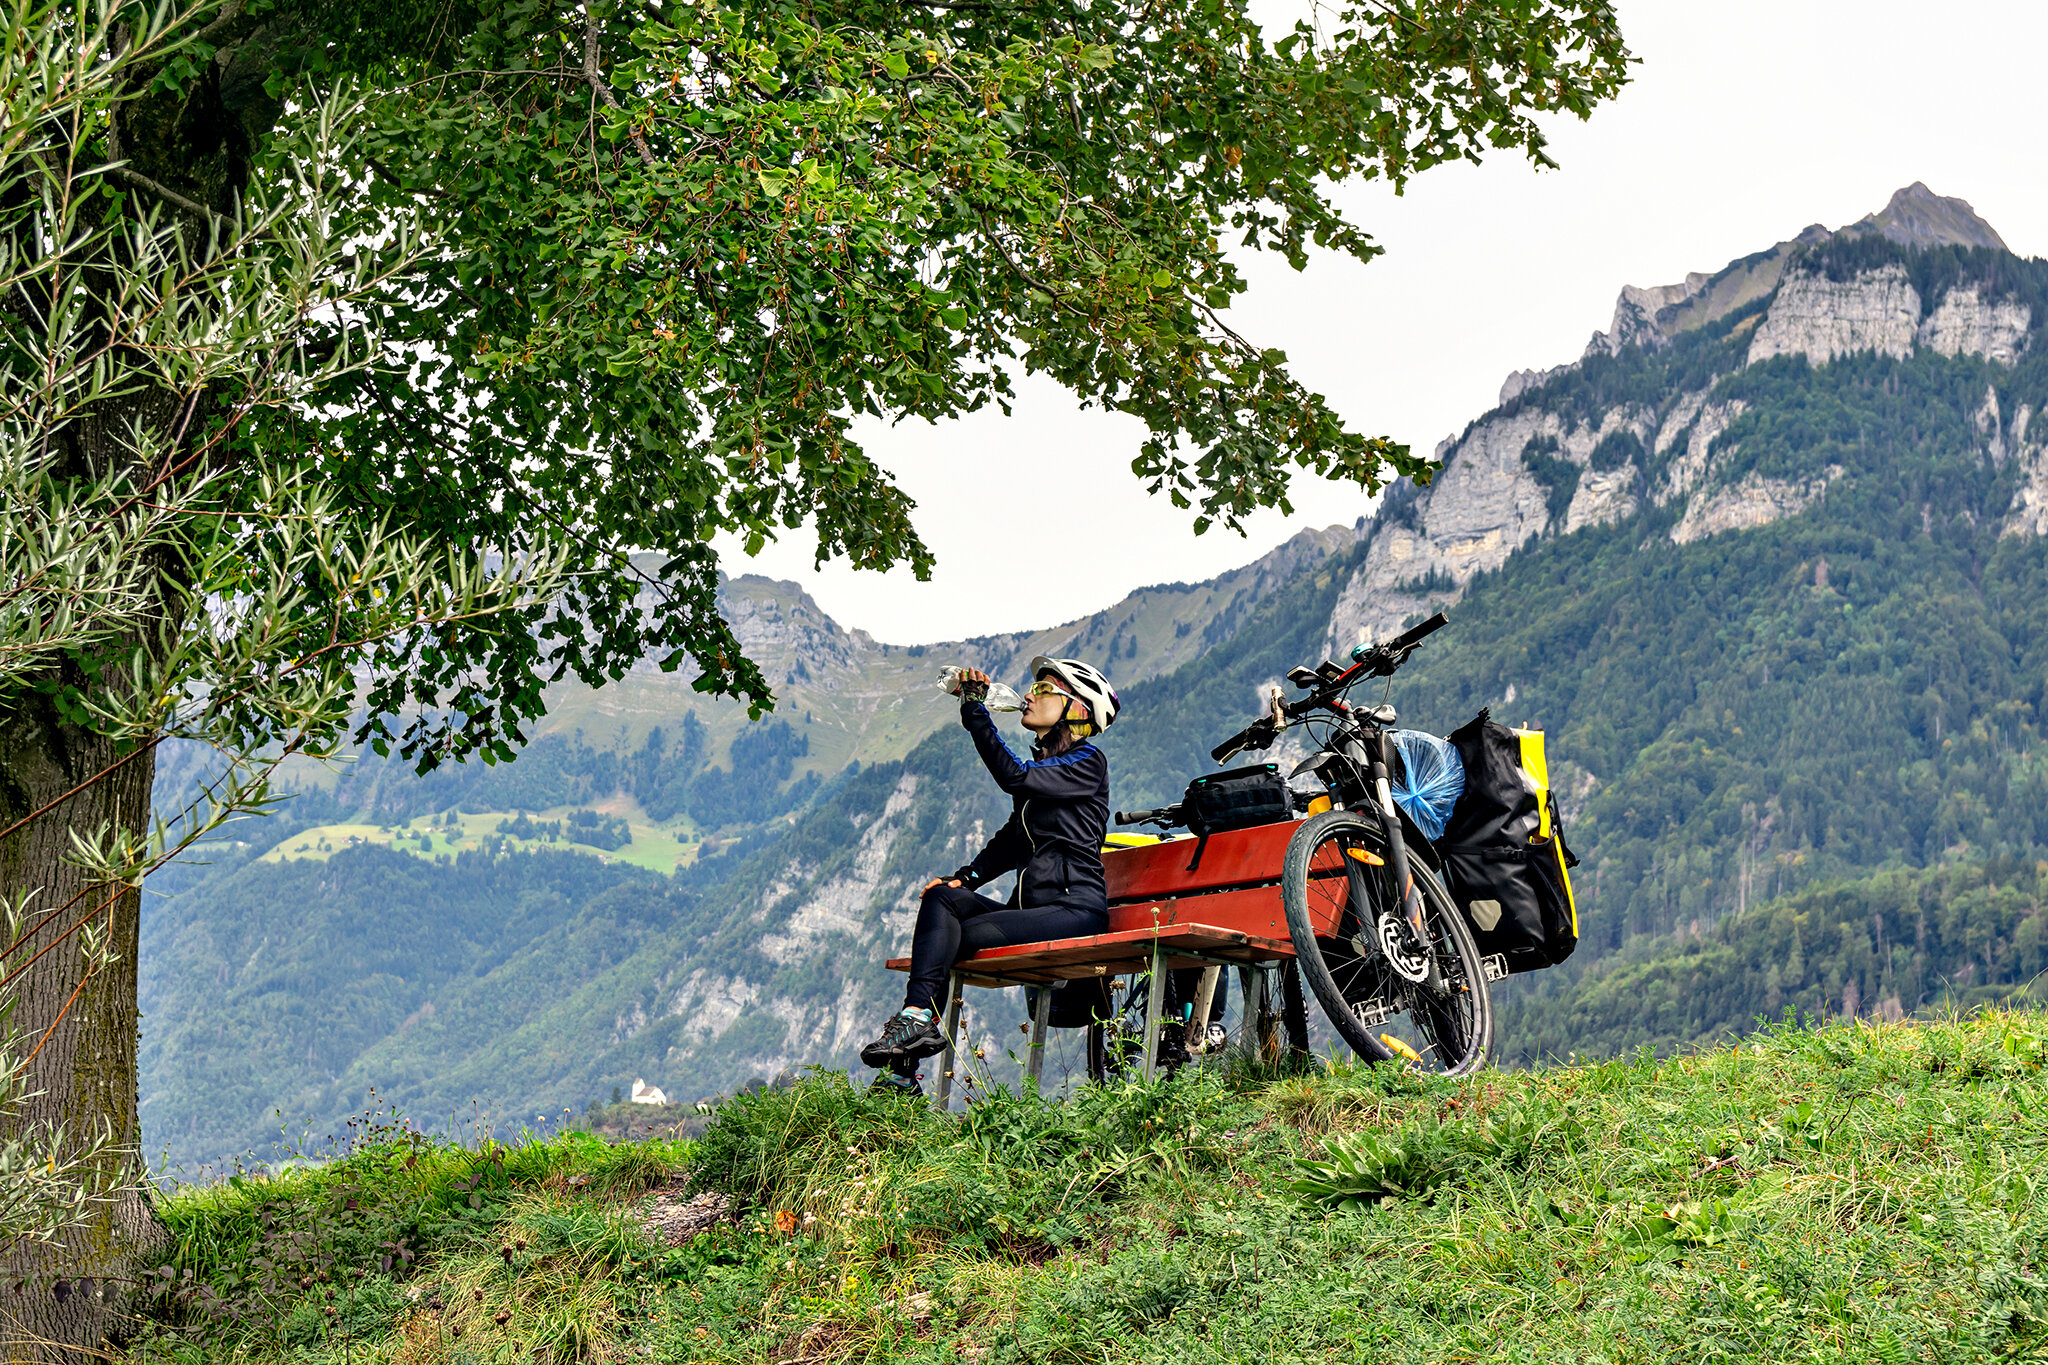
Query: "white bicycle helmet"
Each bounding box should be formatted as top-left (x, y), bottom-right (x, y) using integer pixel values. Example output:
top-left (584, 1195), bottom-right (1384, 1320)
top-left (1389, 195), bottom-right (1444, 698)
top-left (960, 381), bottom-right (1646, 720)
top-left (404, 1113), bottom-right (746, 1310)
top-left (1029, 655), bottom-right (1121, 731)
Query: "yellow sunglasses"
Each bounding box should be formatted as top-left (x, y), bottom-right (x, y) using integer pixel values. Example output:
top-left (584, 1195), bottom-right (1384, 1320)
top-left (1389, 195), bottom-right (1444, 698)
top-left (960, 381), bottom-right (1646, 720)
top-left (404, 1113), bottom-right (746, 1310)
top-left (1028, 678), bottom-right (1092, 722)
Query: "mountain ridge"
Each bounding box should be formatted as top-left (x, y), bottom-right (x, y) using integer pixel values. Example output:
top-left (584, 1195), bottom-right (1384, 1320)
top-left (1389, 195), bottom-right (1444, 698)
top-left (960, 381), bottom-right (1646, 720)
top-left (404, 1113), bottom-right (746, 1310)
top-left (1333, 184), bottom-right (2039, 652)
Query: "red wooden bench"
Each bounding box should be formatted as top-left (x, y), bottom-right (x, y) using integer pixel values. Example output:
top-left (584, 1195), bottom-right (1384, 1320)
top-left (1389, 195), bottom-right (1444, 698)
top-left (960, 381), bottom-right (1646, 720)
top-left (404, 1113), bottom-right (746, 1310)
top-left (885, 818), bottom-right (1349, 1107)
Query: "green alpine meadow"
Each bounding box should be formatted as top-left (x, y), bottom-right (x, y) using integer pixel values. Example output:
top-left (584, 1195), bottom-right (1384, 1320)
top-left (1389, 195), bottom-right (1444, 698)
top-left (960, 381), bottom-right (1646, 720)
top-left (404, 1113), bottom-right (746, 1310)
top-left (128, 1010), bottom-right (2048, 1362)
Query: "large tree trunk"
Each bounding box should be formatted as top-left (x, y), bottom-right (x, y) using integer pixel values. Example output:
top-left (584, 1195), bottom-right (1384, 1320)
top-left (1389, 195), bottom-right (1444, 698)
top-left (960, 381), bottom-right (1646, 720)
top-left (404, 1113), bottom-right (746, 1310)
top-left (0, 707), bottom-right (166, 1358)
top-left (0, 31), bottom-right (266, 1358)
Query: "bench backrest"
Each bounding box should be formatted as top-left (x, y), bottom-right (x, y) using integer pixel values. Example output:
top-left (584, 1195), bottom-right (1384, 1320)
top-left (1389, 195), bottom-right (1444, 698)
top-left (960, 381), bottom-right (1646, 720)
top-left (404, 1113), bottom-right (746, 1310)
top-left (1103, 819), bottom-right (1299, 903)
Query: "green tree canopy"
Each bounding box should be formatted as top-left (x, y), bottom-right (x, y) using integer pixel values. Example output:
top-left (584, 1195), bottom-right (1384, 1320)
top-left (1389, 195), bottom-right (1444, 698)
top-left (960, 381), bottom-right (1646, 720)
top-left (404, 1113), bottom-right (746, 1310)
top-left (269, 0), bottom-right (1632, 763)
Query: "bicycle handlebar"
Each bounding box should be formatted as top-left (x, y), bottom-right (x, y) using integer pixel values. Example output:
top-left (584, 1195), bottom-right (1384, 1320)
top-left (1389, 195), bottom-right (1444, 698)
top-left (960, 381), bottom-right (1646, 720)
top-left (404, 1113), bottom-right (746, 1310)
top-left (1115, 803), bottom-right (1186, 827)
top-left (1355, 610), bottom-right (1449, 663)
top-left (1208, 716), bottom-right (1278, 764)
top-left (1206, 611), bottom-right (1451, 762)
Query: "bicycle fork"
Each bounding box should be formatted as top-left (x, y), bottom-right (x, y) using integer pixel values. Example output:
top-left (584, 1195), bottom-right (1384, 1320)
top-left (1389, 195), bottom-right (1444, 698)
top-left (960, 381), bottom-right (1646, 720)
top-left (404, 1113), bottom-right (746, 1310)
top-left (1364, 731), bottom-right (1441, 992)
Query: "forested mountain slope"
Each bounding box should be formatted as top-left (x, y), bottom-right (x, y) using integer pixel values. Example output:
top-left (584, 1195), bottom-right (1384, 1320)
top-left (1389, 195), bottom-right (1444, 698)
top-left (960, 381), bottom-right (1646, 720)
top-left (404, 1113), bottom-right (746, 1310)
top-left (142, 186), bottom-right (2048, 1168)
top-left (311, 521), bottom-right (1363, 795)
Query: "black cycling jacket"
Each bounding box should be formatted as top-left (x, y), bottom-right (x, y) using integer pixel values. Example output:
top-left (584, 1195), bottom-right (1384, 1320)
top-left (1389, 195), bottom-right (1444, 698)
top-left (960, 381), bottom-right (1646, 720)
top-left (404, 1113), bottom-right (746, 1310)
top-left (949, 700), bottom-right (1110, 911)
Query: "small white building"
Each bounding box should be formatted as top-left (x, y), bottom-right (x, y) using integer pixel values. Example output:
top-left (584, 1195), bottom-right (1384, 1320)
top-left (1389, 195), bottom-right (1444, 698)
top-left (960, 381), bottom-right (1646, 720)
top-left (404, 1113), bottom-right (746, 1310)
top-left (630, 1078), bottom-right (668, 1105)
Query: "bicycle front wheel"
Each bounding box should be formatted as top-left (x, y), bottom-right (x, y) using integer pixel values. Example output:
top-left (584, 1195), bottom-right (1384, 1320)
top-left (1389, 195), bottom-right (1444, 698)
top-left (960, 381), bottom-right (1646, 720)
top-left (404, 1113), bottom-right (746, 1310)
top-left (1280, 809), bottom-right (1493, 1076)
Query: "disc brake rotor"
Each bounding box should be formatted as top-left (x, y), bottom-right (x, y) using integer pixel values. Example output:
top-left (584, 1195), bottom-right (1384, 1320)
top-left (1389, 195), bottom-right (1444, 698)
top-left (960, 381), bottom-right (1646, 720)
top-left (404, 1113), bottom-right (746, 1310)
top-left (1375, 910), bottom-right (1431, 983)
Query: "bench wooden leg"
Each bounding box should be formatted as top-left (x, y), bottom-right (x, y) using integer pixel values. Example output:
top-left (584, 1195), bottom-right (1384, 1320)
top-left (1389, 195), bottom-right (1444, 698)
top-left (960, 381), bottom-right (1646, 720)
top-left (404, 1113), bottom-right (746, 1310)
top-left (1141, 940), bottom-right (1168, 1082)
top-left (1025, 986), bottom-right (1053, 1093)
top-left (1186, 966), bottom-right (1220, 1054)
top-left (933, 971), bottom-right (963, 1113)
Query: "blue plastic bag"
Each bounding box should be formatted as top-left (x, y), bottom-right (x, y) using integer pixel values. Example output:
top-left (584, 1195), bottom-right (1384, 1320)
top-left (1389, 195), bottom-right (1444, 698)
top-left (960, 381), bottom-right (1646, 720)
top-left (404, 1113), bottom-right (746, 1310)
top-left (1389, 730), bottom-right (1465, 843)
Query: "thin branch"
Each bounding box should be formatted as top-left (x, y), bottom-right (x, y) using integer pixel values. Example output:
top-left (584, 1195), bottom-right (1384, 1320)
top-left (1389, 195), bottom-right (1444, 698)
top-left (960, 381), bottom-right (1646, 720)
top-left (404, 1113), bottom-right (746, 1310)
top-left (0, 885), bottom-right (118, 994)
top-left (364, 155), bottom-right (453, 203)
top-left (0, 739), bottom-right (160, 854)
top-left (106, 165), bottom-right (226, 227)
top-left (190, 0), bottom-right (249, 48)
top-left (583, 8), bottom-right (658, 170)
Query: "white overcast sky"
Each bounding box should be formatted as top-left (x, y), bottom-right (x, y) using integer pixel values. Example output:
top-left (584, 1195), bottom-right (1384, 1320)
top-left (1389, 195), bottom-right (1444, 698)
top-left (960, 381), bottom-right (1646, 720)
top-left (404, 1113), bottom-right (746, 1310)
top-left (717, 0), bottom-right (2048, 647)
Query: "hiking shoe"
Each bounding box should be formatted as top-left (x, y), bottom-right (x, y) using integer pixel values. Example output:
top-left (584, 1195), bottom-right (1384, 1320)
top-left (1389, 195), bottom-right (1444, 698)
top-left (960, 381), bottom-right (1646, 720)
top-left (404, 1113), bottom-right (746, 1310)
top-left (859, 1009), bottom-right (946, 1067)
top-left (869, 1069), bottom-right (923, 1099)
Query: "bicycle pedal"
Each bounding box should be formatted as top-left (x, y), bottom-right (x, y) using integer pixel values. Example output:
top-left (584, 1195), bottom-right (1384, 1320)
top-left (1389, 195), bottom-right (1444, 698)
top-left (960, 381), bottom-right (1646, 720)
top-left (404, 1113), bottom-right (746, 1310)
top-left (1482, 954), bottom-right (1509, 983)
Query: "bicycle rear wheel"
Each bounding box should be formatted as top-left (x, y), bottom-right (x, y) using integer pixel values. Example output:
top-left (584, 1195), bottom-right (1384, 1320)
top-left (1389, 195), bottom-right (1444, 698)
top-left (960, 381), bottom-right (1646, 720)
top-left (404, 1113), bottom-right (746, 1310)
top-left (1280, 809), bottom-right (1493, 1076)
top-left (1085, 975), bottom-right (1151, 1083)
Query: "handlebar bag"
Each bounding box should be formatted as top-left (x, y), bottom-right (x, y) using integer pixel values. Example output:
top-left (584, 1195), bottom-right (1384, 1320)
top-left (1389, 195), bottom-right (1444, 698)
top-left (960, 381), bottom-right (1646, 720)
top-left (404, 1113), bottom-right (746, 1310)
top-left (1437, 709), bottom-right (1579, 973)
top-left (1180, 763), bottom-right (1292, 871)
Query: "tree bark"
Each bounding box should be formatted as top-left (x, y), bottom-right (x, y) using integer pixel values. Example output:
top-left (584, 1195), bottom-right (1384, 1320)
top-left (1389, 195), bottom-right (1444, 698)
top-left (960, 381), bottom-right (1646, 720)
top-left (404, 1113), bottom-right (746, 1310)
top-left (0, 705), bottom-right (166, 1358)
top-left (0, 30), bottom-right (266, 1358)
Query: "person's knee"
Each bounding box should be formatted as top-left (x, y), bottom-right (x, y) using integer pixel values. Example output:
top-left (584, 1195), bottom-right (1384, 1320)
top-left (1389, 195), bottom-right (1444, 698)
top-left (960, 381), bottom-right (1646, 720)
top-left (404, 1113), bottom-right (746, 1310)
top-left (923, 883), bottom-right (988, 922)
top-left (957, 918), bottom-right (1003, 956)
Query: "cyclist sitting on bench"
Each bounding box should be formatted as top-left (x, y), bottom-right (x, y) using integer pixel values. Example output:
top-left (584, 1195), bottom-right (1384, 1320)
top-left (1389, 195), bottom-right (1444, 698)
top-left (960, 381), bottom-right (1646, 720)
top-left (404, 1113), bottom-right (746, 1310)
top-left (860, 656), bottom-right (1120, 1093)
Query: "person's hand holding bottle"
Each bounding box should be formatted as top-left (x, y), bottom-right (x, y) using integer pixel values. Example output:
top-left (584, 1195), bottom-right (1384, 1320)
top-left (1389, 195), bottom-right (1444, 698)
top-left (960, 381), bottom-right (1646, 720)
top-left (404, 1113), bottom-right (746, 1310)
top-left (954, 667), bottom-right (991, 703)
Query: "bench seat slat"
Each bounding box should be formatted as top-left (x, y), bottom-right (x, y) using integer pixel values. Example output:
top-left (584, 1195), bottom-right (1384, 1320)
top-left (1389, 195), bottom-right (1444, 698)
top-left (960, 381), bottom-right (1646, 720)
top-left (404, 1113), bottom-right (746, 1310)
top-left (884, 923), bottom-right (1295, 985)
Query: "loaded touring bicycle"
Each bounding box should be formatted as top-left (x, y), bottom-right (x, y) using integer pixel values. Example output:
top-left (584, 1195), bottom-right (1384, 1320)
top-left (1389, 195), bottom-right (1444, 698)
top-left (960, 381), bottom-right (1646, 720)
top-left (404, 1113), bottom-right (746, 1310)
top-left (885, 612), bottom-right (1580, 1106)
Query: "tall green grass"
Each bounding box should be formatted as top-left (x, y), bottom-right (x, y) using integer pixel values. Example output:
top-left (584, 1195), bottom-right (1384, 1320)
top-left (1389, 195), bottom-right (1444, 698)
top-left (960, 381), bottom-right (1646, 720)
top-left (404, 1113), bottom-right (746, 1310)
top-left (128, 1009), bottom-right (2048, 1363)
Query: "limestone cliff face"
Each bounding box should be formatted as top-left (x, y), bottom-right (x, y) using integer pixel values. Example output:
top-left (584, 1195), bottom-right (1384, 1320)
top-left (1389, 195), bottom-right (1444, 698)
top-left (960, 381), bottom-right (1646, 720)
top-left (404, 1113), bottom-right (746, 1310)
top-left (1747, 271), bottom-right (2033, 370)
top-left (1323, 404), bottom-right (1657, 652)
top-left (1655, 398), bottom-right (1745, 507)
top-left (1325, 413), bottom-right (1551, 651)
top-left (1331, 184), bottom-right (2040, 649)
top-left (1575, 185), bottom-right (2013, 367)
top-left (1919, 287), bottom-right (2032, 365)
top-left (1670, 469), bottom-right (1841, 545)
top-left (1747, 263), bottom-right (1922, 366)
top-left (1997, 399), bottom-right (2048, 538)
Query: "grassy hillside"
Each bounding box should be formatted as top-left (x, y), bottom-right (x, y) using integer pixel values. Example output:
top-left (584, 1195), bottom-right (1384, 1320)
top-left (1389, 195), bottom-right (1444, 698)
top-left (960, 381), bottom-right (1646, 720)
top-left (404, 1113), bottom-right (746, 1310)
top-left (128, 1010), bottom-right (2048, 1364)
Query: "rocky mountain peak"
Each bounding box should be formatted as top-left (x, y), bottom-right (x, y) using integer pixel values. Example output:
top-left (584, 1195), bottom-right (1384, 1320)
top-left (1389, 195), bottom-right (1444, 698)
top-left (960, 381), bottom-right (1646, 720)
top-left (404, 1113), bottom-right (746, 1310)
top-left (1842, 182), bottom-right (2006, 252)
top-left (1354, 184), bottom-right (2043, 657)
top-left (1572, 186), bottom-right (2007, 368)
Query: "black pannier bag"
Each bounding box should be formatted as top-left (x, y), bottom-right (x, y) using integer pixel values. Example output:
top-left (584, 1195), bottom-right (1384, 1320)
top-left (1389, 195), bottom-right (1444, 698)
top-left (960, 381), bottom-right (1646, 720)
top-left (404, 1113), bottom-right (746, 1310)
top-left (1439, 709), bottom-right (1579, 972)
top-left (1180, 763), bottom-right (1292, 871)
top-left (1035, 977), bottom-right (1113, 1029)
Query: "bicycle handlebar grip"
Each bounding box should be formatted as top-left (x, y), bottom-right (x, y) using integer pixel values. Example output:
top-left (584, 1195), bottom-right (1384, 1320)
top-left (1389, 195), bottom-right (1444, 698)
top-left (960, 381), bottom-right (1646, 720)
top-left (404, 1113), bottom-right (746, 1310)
top-left (1115, 807), bottom-right (1160, 825)
top-left (1209, 716), bottom-right (1275, 763)
top-left (1351, 610), bottom-right (1448, 662)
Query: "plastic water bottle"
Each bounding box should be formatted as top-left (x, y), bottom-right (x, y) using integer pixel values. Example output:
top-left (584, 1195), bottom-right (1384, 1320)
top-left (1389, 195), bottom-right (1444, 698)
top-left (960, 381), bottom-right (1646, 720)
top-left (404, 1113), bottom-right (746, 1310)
top-left (935, 666), bottom-right (1025, 712)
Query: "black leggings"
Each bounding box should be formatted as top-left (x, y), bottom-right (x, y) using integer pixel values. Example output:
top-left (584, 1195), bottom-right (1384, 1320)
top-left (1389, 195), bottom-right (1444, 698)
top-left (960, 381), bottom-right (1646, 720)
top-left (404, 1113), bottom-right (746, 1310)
top-left (903, 883), bottom-right (1107, 1014)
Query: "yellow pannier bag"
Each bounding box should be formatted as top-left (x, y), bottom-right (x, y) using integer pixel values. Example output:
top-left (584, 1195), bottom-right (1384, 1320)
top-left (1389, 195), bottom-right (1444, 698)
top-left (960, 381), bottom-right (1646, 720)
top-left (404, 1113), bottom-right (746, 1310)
top-left (1439, 709), bottom-right (1580, 973)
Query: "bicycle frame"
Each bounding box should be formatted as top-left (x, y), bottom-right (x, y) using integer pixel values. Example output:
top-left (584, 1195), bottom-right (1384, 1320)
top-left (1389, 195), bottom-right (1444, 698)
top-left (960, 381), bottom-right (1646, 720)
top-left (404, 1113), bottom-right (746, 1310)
top-left (1288, 712), bottom-right (1439, 985)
